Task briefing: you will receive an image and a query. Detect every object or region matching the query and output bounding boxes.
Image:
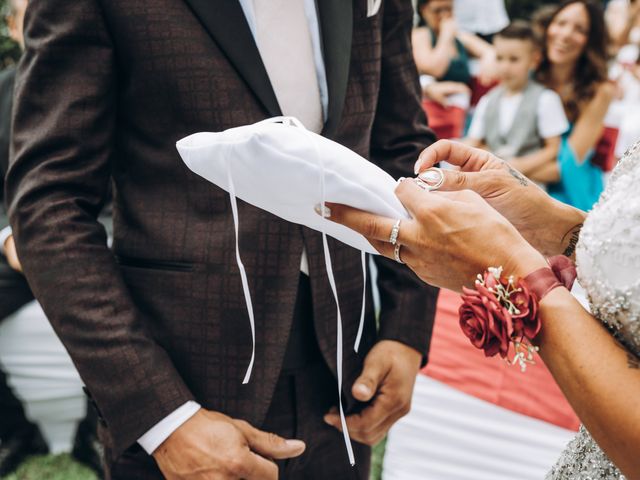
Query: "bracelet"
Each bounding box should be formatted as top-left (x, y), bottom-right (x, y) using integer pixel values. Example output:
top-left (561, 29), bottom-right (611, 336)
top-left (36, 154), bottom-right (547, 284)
top-left (459, 255), bottom-right (576, 372)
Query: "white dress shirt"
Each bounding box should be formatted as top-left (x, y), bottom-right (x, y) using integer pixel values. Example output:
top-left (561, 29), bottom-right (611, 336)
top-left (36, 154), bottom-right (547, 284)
top-left (138, 0), bottom-right (328, 454)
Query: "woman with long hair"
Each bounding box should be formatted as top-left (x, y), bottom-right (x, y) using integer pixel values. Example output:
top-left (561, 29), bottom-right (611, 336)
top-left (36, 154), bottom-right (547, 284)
top-left (513, 0), bottom-right (615, 211)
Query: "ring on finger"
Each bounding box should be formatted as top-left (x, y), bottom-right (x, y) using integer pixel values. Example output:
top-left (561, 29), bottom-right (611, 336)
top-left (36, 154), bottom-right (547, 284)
top-left (418, 167), bottom-right (445, 191)
top-left (389, 219), bottom-right (401, 245)
top-left (394, 243), bottom-right (405, 264)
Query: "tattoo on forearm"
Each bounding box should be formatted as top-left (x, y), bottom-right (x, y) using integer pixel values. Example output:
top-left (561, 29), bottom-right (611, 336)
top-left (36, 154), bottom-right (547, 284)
top-left (562, 224), bottom-right (583, 258)
top-left (612, 336), bottom-right (640, 369)
top-left (628, 353), bottom-right (640, 369)
top-left (503, 162), bottom-right (529, 186)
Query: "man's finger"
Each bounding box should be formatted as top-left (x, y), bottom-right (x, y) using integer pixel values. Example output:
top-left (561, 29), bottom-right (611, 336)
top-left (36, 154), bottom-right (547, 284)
top-left (233, 420), bottom-right (305, 460)
top-left (324, 399), bottom-right (401, 446)
top-left (243, 451), bottom-right (279, 480)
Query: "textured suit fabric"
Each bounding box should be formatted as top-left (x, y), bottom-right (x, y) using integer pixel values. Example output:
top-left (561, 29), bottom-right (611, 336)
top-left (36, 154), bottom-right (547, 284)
top-left (7, 0), bottom-right (438, 472)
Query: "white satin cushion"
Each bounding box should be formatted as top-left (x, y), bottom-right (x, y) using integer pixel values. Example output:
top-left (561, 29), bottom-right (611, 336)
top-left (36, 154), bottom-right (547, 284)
top-left (176, 117), bottom-right (409, 254)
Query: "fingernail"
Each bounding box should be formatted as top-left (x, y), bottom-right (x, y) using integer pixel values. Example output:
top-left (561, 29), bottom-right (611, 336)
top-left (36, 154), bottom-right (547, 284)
top-left (313, 204), bottom-right (332, 218)
top-left (355, 383), bottom-right (371, 397)
top-left (414, 160), bottom-right (423, 175)
top-left (419, 168), bottom-right (443, 186)
top-left (285, 439), bottom-right (306, 451)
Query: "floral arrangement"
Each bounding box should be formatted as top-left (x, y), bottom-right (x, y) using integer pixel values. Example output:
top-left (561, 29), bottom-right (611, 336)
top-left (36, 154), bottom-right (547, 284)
top-left (459, 267), bottom-right (542, 372)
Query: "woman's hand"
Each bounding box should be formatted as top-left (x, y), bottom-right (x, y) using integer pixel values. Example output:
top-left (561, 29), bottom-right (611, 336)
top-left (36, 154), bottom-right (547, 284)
top-left (414, 140), bottom-right (587, 259)
top-left (423, 81), bottom-right (471, 107)
top-left (325, 180), bottom-right (547, 292)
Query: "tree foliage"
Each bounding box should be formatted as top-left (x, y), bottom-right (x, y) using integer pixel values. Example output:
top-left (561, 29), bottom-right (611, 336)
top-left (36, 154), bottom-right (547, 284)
top-left (0, 0), bottom-right (21, 70)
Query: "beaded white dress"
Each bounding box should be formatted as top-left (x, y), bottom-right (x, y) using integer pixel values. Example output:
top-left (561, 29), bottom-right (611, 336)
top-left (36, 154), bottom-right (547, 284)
top-left (546, 141), bottom-right (640, 479)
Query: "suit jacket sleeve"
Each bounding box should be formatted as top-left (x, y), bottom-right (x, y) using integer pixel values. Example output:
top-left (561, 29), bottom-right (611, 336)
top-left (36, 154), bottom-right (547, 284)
top-left (370, 0), bottom-right (439, 361)
top-left (6, 0), bottom-right (194, 456)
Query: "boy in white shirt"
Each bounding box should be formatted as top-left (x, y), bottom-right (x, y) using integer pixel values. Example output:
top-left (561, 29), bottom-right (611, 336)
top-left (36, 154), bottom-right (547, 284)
top-left (465, 21), bottom-right (569, 185)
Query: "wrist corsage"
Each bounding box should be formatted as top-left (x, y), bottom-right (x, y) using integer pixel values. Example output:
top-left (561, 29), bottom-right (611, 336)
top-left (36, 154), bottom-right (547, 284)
top-left (459, 255), bottom-right (576, 371)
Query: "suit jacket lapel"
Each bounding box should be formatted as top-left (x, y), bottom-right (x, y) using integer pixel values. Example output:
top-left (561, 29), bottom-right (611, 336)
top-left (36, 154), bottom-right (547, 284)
top-left (317, 0), bottom-right (353, 138)
top-left (182, 0), bottom-right (281, 117)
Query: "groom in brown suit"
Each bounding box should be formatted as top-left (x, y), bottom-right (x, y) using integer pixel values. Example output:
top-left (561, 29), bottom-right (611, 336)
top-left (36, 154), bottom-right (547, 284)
top-left (7, 0), bottom-right (438, 478)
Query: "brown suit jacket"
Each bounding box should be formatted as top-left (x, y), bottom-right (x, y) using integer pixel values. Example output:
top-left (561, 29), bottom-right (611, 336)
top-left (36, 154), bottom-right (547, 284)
top-left (7, 0), bottom-right (438, 462)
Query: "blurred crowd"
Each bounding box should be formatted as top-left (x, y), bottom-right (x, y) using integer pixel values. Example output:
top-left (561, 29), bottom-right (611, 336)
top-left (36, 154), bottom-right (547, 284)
top-left (0, 0), bottom-right (637, 479)
top-left (415, 0), bottom-right (640, 211)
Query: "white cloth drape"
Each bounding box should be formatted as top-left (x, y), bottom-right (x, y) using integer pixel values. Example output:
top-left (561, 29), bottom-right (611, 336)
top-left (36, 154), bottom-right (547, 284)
top-left (0, 301), bottom-right (85, 453)
top-left (382, 375), bottom-right (576, 480)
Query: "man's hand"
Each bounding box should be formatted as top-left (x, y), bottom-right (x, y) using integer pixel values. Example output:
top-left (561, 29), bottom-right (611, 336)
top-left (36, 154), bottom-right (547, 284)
top-left (153, 409), bottom-right (305, 479)
top-left (4, 235), bottom-right (22, 272)
top-left (324, 340), bottom-right (421, 446)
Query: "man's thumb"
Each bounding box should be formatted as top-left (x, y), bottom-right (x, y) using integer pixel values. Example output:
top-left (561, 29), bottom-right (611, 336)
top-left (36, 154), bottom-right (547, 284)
top-left (233, 420), bottom-right (305, 460)
top-left (352, 359), bottom-right (385, 402)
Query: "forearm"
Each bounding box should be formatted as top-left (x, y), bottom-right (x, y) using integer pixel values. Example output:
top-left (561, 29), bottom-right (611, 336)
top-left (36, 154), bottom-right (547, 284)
top-left (526, 161), bottom-right (560, 183)
top-left (510, 145), bottom-right (558, 177)
top-left (569, 84), bottom-right (614, 162)
top-left (536, 288), bottom-right (640, 477)
top-left (413, 30), bottom-right (454, 78)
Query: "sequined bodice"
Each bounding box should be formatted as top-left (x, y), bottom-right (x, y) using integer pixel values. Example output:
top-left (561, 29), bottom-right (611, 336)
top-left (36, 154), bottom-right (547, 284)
top-left (546, 141), bottom-right (640, 479)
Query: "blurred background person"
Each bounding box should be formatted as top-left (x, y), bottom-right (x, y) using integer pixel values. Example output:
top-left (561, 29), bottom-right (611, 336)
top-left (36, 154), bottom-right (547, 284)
top-left (535, 0), bottom-right (615, 211)
top-left (0, 0), bottom-right (103, 477)
top-left (465, 21), bottom-right (569, 190)
top-left (605, 0), bottom-right (640, 56)
top-left (413, 0), bottom-right (496, 140)
top-left (454, 0), bottom-right (509, 42)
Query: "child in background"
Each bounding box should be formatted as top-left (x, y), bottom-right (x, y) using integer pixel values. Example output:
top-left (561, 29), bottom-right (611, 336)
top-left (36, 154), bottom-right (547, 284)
top-left (465, 21), bottom-right (569, 187)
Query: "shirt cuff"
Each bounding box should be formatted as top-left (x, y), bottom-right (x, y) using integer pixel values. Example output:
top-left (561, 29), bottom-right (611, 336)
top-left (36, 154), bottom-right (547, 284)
top-left (137, 400), bottom-right (201, 454)
top-left (0, 226), bottom-right (13, 256)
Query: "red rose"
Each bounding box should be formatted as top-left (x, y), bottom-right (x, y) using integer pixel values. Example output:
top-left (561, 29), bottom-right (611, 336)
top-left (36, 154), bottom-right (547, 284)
top-left (510, 279), bottom-right (541, 340)
top-left (459, 284), bottom-right (512, 359)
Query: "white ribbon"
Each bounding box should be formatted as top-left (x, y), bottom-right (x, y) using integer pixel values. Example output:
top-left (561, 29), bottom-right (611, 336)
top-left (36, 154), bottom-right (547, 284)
top-left (226, 149), bottom-right (256, 385)
top-left (367, 0), bottom-right (382, 17)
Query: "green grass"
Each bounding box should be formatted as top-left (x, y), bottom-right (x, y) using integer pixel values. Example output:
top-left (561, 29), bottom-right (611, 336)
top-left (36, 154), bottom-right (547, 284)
top-left (1, 441), bottom-right (386, 480)
top-left (2, 454), bottom-right (97, 480)
top-left (371, 437), bottom-right (386, 480)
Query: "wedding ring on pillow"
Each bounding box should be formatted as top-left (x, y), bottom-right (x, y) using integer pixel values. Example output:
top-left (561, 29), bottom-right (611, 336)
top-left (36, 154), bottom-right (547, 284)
top-left (417, 167), bottom-right (445, 191)
top-left (389, 219), bottom-right (401, 245)
top-left (394, 243), bottom-right (405, 264)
